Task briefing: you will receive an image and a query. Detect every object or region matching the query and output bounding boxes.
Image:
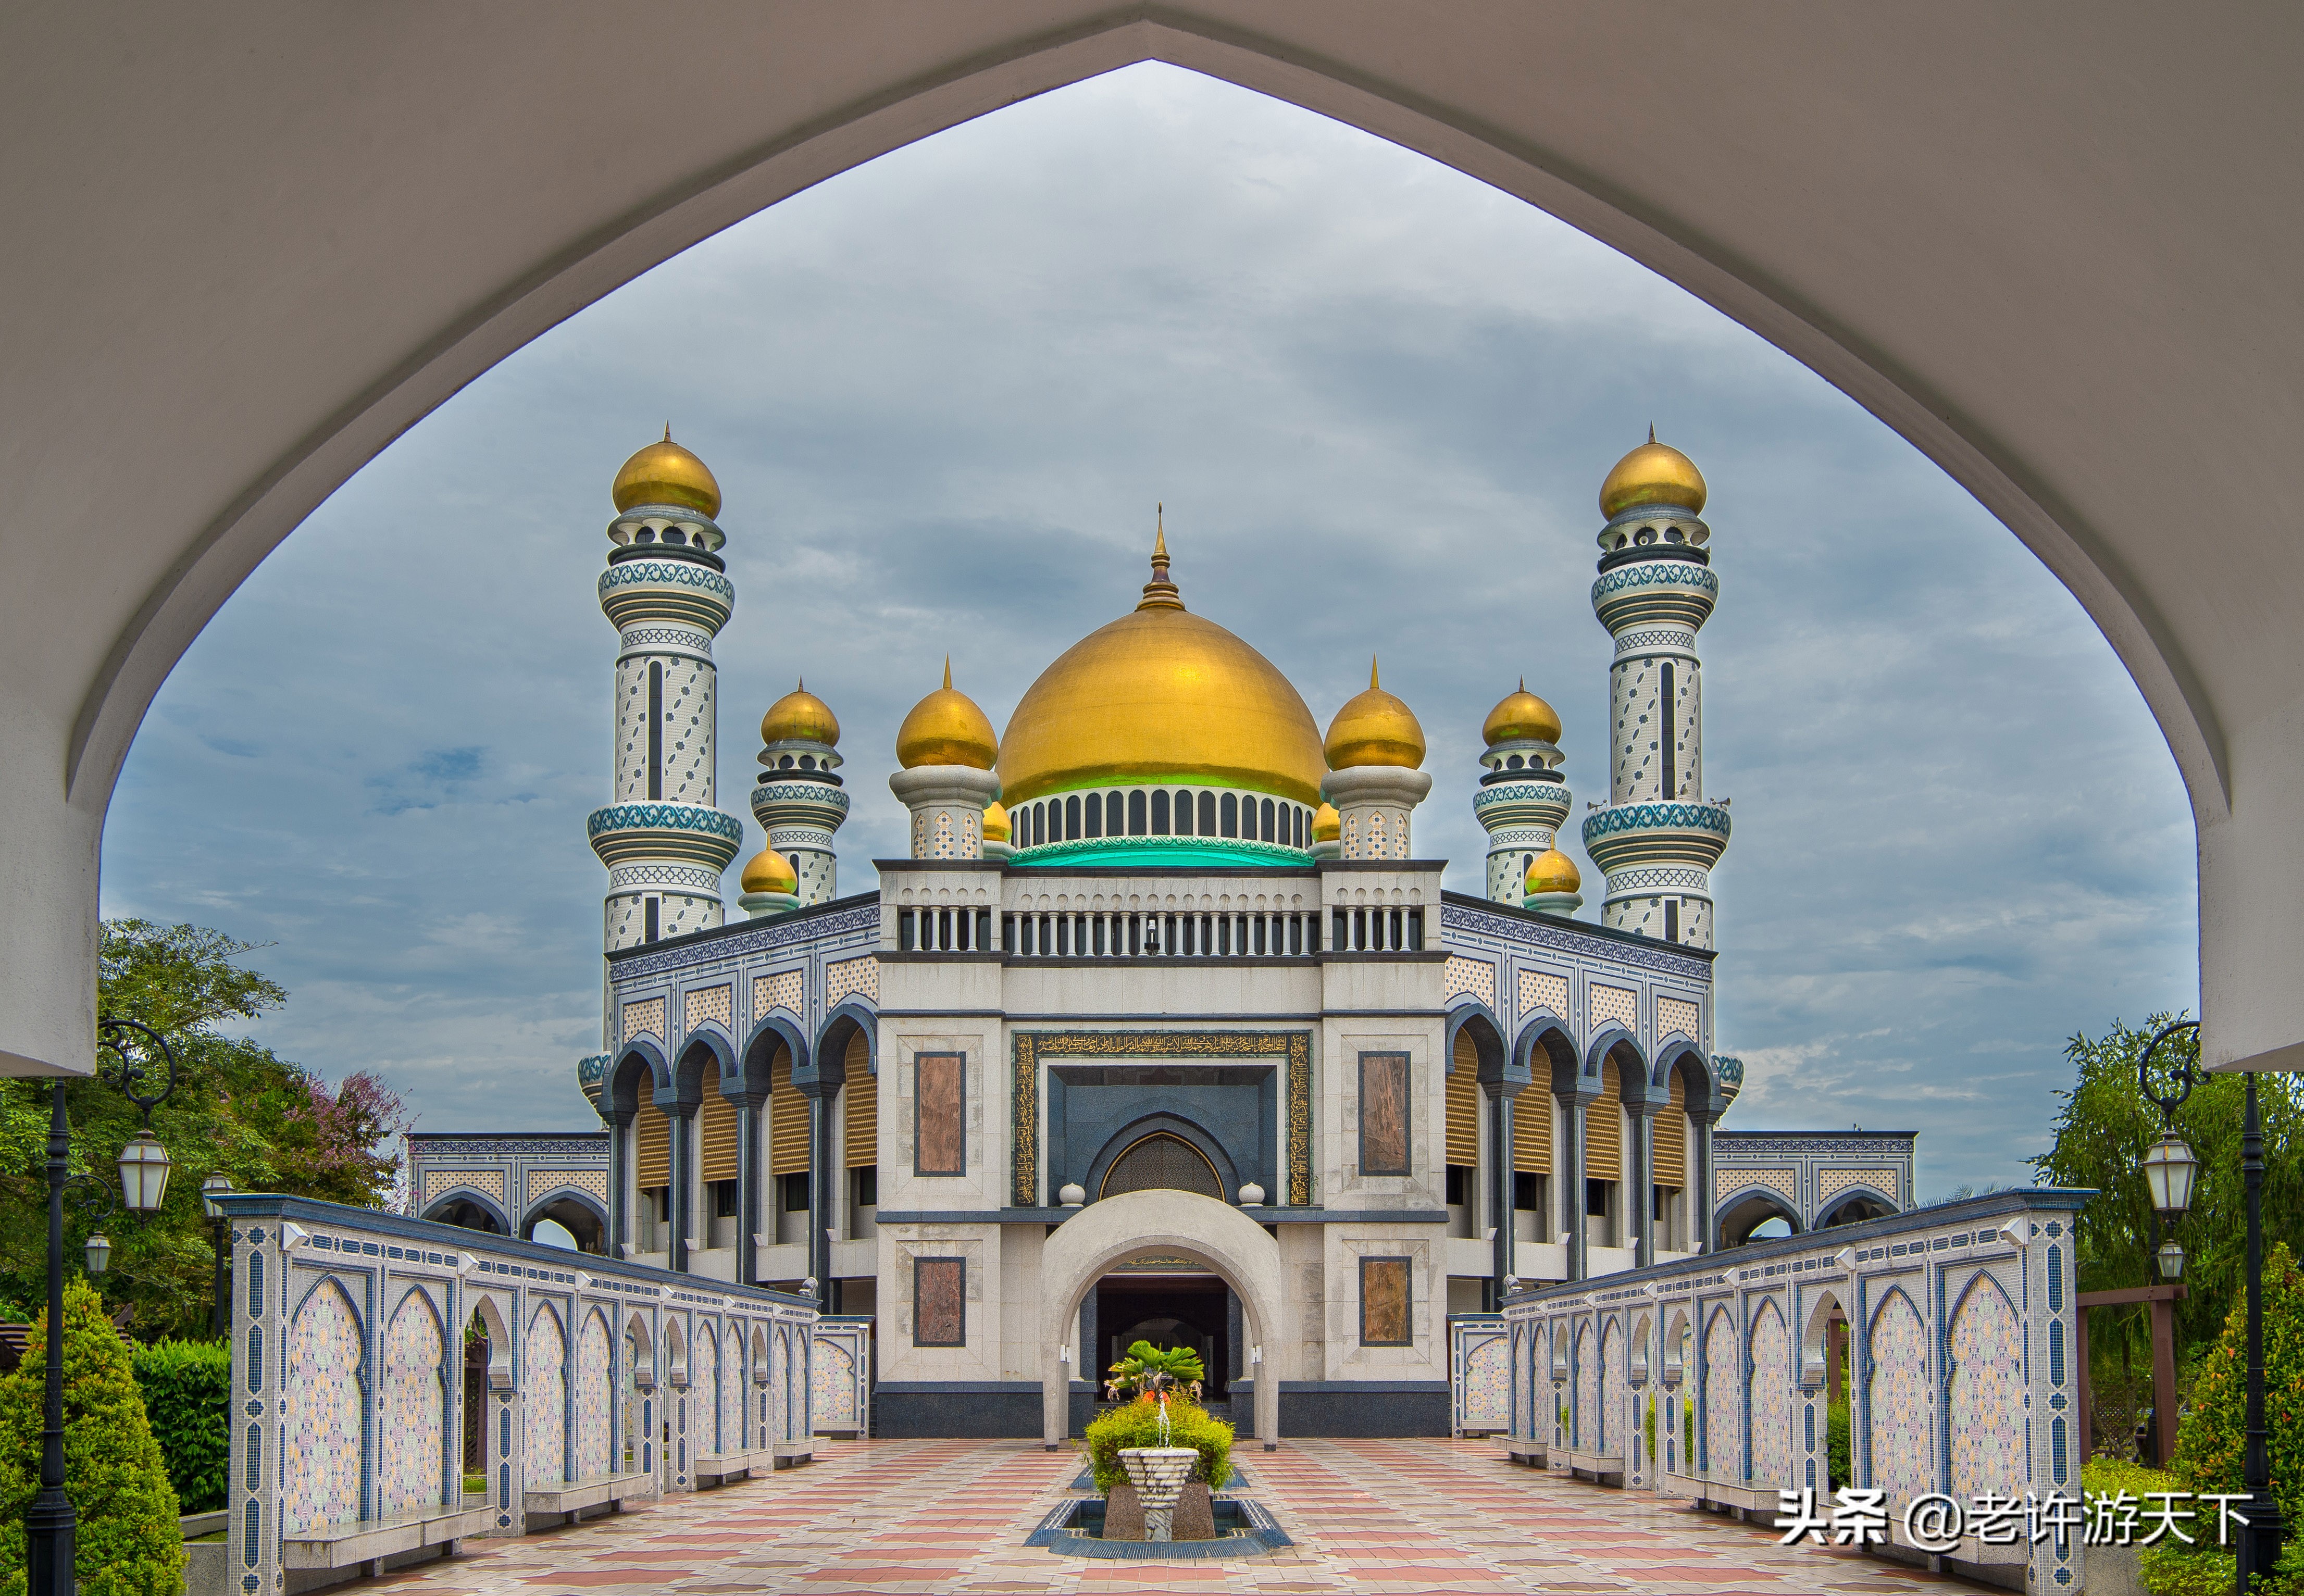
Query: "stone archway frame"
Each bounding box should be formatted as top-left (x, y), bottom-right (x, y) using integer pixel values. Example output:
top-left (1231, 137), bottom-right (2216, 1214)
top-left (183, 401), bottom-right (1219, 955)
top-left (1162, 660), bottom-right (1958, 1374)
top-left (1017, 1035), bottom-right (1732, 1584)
top-left (1038, 1188), bottom-right (1284, 1452)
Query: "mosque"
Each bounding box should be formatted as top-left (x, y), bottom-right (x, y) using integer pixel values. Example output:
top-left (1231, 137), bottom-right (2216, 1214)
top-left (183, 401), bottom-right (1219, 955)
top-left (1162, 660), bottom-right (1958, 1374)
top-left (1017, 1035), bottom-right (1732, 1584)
top-left (405, 430), bottom-right (1916, 1439)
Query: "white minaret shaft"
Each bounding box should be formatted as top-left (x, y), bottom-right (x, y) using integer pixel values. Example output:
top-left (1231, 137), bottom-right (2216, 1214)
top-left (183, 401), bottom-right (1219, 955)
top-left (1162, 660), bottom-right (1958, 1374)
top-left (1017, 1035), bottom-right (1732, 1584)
top-left (586, 435), bottom-right (743, 958)
top-left (1580, 434), bottom-right (1731, 949)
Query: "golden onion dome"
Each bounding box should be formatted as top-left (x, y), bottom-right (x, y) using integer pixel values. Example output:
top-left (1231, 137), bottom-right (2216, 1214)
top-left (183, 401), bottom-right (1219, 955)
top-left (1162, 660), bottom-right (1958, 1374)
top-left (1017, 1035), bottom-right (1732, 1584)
top-left (1525, 847), bottom-right (1582, 896)
top-left (760, 681), bottom-right (838, 746)
top-left (1310, 802), bottom-right (1340, 842)
top-left (1599, 426), bottom-right (1706, 519)
top-left (896, 659), bottom-right (999, 770)
top-left (612, 426), bottom-right (723, 518)
top-left (740, 846), bottom-right (797, 895)
top-left (1324, 657), bottom-right (1426, 771)
top-left (993, 531), bottom-right (1326, 807)
top-left (1483, 679), bottom-right (1562, 747)
top-left (982, 801), bottom-right (1012, 842)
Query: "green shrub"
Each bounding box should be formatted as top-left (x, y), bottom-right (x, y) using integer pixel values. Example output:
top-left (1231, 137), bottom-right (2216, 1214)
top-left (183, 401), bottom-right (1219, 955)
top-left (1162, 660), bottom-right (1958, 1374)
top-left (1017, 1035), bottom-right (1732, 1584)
top-left (2079, 1452), bottom-right (2176, 1500)
top-left (1683, 1403), bottom-right (1695, 1469)
top-left (2142, 1241), bottom-right (2304, 1596)
top-left (1083, 1396), bottom-right (1234, 1493)
top-left (1826, 1399), bottom-right (1850, 1491)
top-left (131, 1340), bottom-right (230, 1514)
top-left (0, 1278), bottom-right (185, 1596)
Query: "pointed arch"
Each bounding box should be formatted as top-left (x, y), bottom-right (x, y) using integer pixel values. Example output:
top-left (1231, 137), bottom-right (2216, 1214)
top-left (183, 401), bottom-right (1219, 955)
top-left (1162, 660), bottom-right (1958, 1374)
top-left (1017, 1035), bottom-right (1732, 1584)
top-left (525, 1300), bottom-right (568, 1489)
top-left (1947, 1269), bottom-right (2024, 1501)
top-left (379, 1286), bottom-right (446, 1516)
top-left (1746, 1296), bottom-right (1791, 1486)
top-left (283, 1277), bottom-right (366, 1535)
top-left (575, 1306), bottom-right (613, 1479)
top-left (1867, 1284), bottom-right (1932, 1502)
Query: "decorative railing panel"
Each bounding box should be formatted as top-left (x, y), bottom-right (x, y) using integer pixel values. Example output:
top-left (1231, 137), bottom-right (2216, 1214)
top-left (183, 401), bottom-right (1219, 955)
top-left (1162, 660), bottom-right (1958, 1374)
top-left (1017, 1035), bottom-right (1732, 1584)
top-left (813, 1317), bottom-right (873, 1437)
top-left (220, 1194), bottom-right (817, 1596)
top-left (1449, 1315), bottom-right (1509, 1434)
top-left (1492, 1190), bottom-right (2090, 1593)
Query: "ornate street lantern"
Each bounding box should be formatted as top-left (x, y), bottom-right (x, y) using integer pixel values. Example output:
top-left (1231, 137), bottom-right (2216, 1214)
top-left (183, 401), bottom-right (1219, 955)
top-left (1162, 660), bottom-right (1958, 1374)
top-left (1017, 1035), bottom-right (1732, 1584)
top-left (83, 1234), bottom-right (110, 1276)
top-left (2155, 1239), bottom-right (2186, 1281)
top-left (200, 1172), bottom-right (233, 1219)
top-left (2139, 1132), bottom-right (2198, 1220)
top-left (117, 1131), bottom-right (172, 1213)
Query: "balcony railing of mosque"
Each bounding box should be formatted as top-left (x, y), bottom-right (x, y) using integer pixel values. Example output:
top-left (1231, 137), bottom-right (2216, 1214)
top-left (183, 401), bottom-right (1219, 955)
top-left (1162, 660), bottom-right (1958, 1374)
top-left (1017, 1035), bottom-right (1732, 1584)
top-left (892, 901), bottom-right (1424, 957)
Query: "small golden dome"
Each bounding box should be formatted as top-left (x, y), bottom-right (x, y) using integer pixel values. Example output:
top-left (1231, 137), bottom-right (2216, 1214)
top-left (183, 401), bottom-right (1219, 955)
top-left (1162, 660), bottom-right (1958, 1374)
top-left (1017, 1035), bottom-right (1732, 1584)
top-left (1324, 658), bottom-right (1426, 771)
top-left (896, 659), bottom-right (998, 770)
top-left (1483, 679), bottom-right (1562, 747)
top-left (612, 426), bottom-right (723, 518)
top-left (1599, 427), bottom-right (1706, 519)
top-left (760, 681), bottom-right (838, 746)
top-left (982, 801), bottom-right (1012, 842)
top-left (1525, 847), bottom-right (1581, 895)
top-left (740, 846), bottom-right (797, 895)
top-left (1310, 802), bottom-right (1340, 842)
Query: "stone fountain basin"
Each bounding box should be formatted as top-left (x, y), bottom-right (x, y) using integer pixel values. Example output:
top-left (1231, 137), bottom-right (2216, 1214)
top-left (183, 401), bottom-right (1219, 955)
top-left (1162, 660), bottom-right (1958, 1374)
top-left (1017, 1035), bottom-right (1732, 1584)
top-left (1025, 1495), bottom-right (1292, 1559)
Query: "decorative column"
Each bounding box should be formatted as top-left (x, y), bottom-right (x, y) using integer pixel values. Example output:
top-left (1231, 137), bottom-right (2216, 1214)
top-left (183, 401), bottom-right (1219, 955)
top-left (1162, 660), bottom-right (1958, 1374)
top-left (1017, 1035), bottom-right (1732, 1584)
top-left (1625, 1101), bottom-right (1656, 1267)
top-left (1689, 1108), bottom-right (1721, 1254)
top-left (750, 684), bottom-right (850, 905)
top-left (792, 1048), bottom-right (847, 1313)
top-left (734, 1076), bottom-right (768, 1286)
top-left (663, 1096), bottom-right (695, 1275)
top-left (1479, 1038), bottom-right (1533, 1301)
top-left (889, 660), bottom-right (1002, 857)
top-left (1322, 659), bottom-right (1431, 858)
top-left (586, 433), bottom-right (744, 953)
top-left (1580, 431), bottom-right (1731, 947)
top-left (1474, 683), bottom-right (1572, 903)
top-left (1560, 1092), bottom-right (1593, 1282)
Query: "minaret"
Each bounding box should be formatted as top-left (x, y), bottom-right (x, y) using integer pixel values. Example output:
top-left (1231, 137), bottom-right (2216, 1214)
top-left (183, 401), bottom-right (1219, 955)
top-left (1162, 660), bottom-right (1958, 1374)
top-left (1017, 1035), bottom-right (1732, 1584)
top-left (1321, 658), bottom-right (1431, 859)
top-left (585, 430), bottom-right (744, 951)
top-left (1473, 681), bottom-right (1572, 904)
top-left (1579, 430), bottom-right (1731, 947)
top-left (750, 682), bottom-right (850, 906)
top-left (889, 659), bottom-right (1002, 858)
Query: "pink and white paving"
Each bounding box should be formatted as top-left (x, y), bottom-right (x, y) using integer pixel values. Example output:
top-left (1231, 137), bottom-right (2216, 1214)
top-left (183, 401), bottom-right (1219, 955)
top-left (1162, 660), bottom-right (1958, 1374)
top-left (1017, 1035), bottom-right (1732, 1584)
top-left (363, 1439), bottom-right (1996, 1596)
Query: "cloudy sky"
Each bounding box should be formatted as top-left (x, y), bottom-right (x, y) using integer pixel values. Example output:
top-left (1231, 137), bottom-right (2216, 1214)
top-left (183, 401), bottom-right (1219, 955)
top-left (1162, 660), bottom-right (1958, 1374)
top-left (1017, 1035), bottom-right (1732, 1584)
top-left (99, 65), bottom-right (2197, 1198)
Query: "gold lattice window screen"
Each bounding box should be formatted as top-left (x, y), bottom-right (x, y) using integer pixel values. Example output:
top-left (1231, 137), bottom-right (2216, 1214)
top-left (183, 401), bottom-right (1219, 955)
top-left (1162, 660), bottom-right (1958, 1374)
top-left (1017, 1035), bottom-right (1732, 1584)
top-left (768, 1044), bottom-right (807, 1176)
top-left (684, 984), bottom-right (731, 1033)
top-left (1588, 983), bottom-right (1638, 1036)
top-left (699, 1061), bottom-right (738, 1184)
top-left (1656, 995), bottom-right (1700, 1044)
top-left (1513, 1081), bottom-right (1550, 1174)
top-left (1518, 969), bottom-right (1568, 1018)
top-left (843, 1030), bottom-right (877, 1169)
top-left (621, 997), bottom-right (665, 1044)
top-left (1653, 1065), bottom-right (1686, 1188)
top-left (635, 1102), bottom-right (670, 1189)
top-left (1585, 1057), bottom-right (1623, 1181)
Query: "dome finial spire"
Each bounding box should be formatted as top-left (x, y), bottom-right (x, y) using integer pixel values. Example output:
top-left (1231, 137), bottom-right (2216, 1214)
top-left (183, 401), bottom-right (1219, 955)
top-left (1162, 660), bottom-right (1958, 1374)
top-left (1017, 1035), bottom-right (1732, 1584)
top-left (1648, 421), bottom-right (1655, 444)
top-left (665, 422), bottom-right (673, 443)
top-left (942, 654), bottom-right (952, 690)
top-left (1370, 655), bottom-right (1380, 690)
top-left (1137, 504), bottom-right (1184, 610)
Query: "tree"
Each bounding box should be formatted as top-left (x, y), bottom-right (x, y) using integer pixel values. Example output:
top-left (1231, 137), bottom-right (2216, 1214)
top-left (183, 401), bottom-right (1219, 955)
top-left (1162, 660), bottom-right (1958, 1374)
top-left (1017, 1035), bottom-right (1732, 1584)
top-left (2031, 1013), bottom-right (2304, 1368)
top-left (0, 921), bottom-right (409, 1341)
top-left (0, 1277), bottom-right (186, 1596)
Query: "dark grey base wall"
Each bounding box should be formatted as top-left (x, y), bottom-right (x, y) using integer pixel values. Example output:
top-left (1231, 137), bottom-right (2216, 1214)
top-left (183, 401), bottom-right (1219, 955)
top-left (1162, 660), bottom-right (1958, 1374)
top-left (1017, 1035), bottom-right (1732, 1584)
top-left (875, 1380), bottom-right (1448, 1439)
top-left (1237, 1380), bottom-right (1450, 1437)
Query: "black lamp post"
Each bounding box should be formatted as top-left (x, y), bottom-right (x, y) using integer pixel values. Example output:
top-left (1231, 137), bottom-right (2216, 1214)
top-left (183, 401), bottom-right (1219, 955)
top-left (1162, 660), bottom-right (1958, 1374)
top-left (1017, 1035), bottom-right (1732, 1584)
top-left (201, 1174), bottom-right (235, 1338)
top-left (25, 1017), bottom-right (181, 1596)
top-left (2136, 1018), bottom-right (2286, 1592)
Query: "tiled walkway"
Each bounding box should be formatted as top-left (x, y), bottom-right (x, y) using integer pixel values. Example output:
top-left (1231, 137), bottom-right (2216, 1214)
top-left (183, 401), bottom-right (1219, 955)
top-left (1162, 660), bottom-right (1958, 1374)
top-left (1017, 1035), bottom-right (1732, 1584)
top-left (367, 1438), bottom-right (1998, 1595)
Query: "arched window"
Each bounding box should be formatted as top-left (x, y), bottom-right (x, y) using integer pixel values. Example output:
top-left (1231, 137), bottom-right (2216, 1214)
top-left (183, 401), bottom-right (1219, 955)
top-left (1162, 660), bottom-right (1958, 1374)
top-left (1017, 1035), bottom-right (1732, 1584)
top-left (1151, 789), bottom-right (1170, 834)
top-left (1129, 790), bottom-right (1148, 836)
top-left (1099, 1132), bottom-right (1223, 1200)
top-left (1084, 792), bottom-right (1103, 839)
top-left (1175, 791), bottom-right (1194, 836)
top-left (1198, 791), bottom-right (1217, 835)
top-left (1219, 792), bottom-right (1238, 837)
top-left (1106, 792), bottom-right (1124, 835)
top-left (1260, 797), bottom-right (1275, 841)
top-left (1065, 794), bottom-right (1081, 840)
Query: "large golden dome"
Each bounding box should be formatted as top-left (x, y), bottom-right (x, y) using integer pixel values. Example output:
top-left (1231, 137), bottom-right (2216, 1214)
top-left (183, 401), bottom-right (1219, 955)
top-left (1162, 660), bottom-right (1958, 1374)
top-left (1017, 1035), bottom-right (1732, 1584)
top-left (994, 537), bottom-right (1325, 807)
top-left (896, 659), bottom-right (998, 770)
top-left (761, 681), bottom-right (838, 746)
top-left (1599, 427), bottom-right (1706, 519)
top-left (612, 427), bottom-right (723, 518)
top-left (1483, 679), bottom-right (1562, 746)
top-left (1324, 658), bottom-right (1427, 771)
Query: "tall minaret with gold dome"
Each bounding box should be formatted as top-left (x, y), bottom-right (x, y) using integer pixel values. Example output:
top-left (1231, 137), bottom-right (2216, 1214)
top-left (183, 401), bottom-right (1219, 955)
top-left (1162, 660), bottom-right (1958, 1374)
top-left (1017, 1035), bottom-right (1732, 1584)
top-left (1473, 681), bottom-right (1572, 905)
top-left (585, 430), bottom-right (745, 950)
top-left (1579, 430), bottom-right (1732, 947)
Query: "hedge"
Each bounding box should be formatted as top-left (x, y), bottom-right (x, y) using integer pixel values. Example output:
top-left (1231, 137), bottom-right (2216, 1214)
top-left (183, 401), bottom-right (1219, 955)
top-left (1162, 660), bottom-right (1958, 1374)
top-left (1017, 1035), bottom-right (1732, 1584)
top-left (132, 1340), bottom-right (231, 1515)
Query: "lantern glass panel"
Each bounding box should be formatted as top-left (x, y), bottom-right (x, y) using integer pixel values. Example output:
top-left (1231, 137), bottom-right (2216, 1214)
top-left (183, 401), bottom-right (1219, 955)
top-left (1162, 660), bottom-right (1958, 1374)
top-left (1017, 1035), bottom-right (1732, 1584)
top-left (118, 1132), bottom-right (172, 1212)
top-left (200, 1172), bottom-right (233, 1220)
top-left (2157, 1239), bottom-right (2186, 1281)
top-left (2142, 1134), bottom-right (2198, 1218)
top-left (84, 1233), bottom-right (111, 1275)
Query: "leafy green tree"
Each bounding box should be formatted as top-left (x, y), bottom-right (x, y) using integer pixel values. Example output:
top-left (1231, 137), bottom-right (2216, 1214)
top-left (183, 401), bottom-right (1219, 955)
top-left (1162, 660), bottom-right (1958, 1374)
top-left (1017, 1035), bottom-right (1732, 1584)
top-left (130, 1341), bottom-right (231, 1514)
top-left (0, 1278), bottom-right (186, 1596)
top-left (0, 921), bottom-right (408, 1340)
top-left (2031, 1013), bottom-right (2304, 1368)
